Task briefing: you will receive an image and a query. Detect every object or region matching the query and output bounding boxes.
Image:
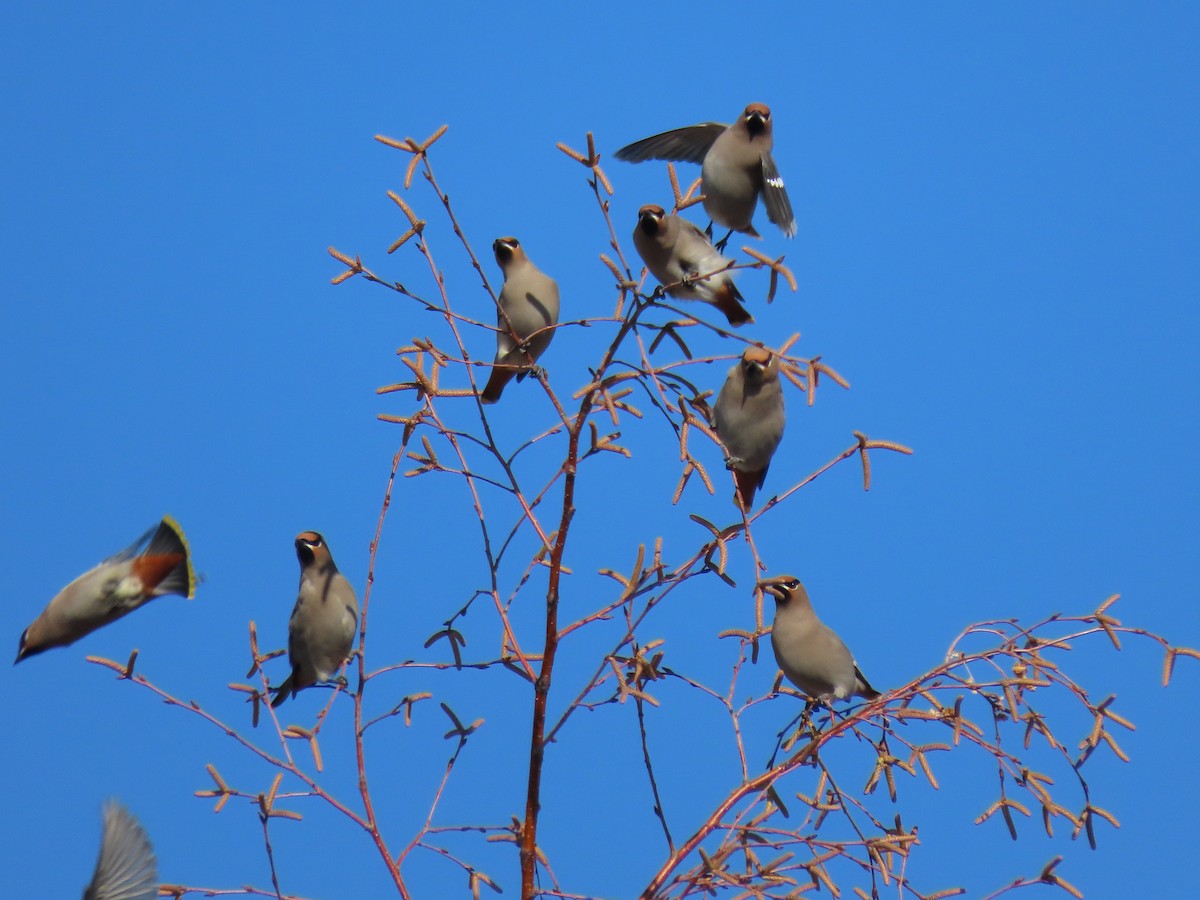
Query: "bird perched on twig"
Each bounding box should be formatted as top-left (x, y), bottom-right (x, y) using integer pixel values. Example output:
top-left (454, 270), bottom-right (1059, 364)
top-left (713, 346), bottom-right (786, 509)
top-left (272, 531), bottom-right (359, 708)
top-left (83, 801), bottom-right (158, 900)
top-left (615, 103), bottom-right (796, 246)
top-left (759, 574), bottom-right (880, 702)
top-left (632, 204), bottom-right (753, 327)
top-left (481, 237), bottom-right (560, 404)
top-left (16, 517), bottom-right (196, 663)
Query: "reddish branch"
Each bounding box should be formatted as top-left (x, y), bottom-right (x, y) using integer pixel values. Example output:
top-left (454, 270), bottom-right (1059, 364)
top-left (354, 447), bottom-right (409, 897)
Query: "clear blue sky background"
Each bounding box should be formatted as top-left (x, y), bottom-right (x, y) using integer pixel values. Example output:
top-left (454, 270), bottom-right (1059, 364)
top-left (3, 4), bottom-right (1197, 898)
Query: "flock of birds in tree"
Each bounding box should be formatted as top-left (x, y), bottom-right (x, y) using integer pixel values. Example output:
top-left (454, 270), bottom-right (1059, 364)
top-left (16, 103), bottom-right (879, 898)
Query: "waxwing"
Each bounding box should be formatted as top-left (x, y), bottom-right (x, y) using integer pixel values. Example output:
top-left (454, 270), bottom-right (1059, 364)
top-left (759, 575), bottom-right (880, 701)
top-left (17, 517), bottom-right (196, 663)
top-left (481, 237), bottom-right (560, 403)
top-left (272, 531), bottom-right (359, 708)
top-left (713, 347), bottom-right (786, 509)
top-left (615, 103), bottom-right (796, 241)
top-left (633, 204), bottom-right (753, 326)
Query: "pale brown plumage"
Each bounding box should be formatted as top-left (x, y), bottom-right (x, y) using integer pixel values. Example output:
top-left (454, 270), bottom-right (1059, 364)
top-left (615, 103), bottom-right (796, 239)
top-left (481, 237), bottom-right (560, 403)
top-left (271, 531), bottom-right (359, 708)
top-left (632, 204), bottom-right (753, 326)
top-left (17, 517), bottom-right (196, 663)
top-left (759, 575), bottom-right (880, 702)
top-left (713, 346), bottom-right (786, 509)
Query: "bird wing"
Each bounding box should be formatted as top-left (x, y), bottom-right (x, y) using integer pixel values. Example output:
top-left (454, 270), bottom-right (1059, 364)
top-left (83, 803), bottom-right (158, 900)
top-left (677, 216), bottom-right (719, 248)
top-left (760, 152), bottom-right (797, 237)
top-left (676, 218), bottom-right (738, 279)
top-left (854, 663), bottom-right (882, 700)
top-left (614, 123), bottom-right (728, 164)
top-left (100, 524), bottom-right (159, 566)
top-left (754, 461), bottom-right (770, 490)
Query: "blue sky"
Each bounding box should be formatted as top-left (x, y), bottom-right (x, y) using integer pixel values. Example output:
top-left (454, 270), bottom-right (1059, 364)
top-left (3, 3), bottom-right (1197, 897)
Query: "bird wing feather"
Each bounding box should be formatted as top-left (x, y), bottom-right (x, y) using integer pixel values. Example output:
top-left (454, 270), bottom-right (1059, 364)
top-left (760, 152), bottom-right (797, 237)
top-left (83, 803), bottom-right (158, 900)
top-left (614, 123), bottom-right (728, 165)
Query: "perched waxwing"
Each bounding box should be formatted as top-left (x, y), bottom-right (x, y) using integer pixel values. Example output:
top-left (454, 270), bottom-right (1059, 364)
top-left (83, 801), bottom-right (158, 900)
top-left (759, 575), bottom-right (880, 702)
top-left (633, 204), bottom-right (753, 326)
top-left (480, 237), bottom-right (560, 404)
top-left (16, 517), bottom-right (196, 663)
top-left (272, 531), bottom-right (359, 708)
top-left (615, 103), bottom-right (796, 241)
top-left (712, 347), bottom-right (786, 509)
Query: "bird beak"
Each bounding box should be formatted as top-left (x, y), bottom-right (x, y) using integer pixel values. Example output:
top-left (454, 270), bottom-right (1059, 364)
top-left (494, 239), bottom-right (517, 264)
top-left (745, 110), bottom-right (768, 134)
top-left (295, 537), bottom-right (318, 563)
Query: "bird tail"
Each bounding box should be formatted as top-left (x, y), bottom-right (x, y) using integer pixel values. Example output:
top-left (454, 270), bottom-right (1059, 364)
top-left (855, 666), bottom-right (882, 700)
top-left (690, 245), bottom-right (753, 327)
top-left (270, 674), bottom-right (294, 708)
top-left (132, 516), bottom-right (196, 599)
top-left (732, 468), bottom-right (763, 510)
top-left (480, 365), bottom-right (517, 404)
top-left (86, 801), bottom-right (158, 900)
top-left (712, 283), bottom-right (753, 327)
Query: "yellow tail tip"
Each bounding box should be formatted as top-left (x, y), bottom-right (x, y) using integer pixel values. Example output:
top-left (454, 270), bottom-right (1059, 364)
top-left (160, 515), bottom-right (198, 599)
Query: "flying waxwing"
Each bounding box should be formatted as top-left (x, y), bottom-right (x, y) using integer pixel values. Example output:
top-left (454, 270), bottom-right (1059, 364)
top-left (615, 103), bottom-right (796, 241)
top-left (759, 575), bottom-right (880, 702)
top-left (713, 346), bottom-right (786, 509)
top-left (480, 237), bottom-right (560, 404)
top-left (272, 531), bottom-right (359, 708)
top-left (83, 801), bottom-right (158, 900)
top-left (16, 517), bottom-right (196, 663)
top-left (633, 204), bottom-right (753, 326)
